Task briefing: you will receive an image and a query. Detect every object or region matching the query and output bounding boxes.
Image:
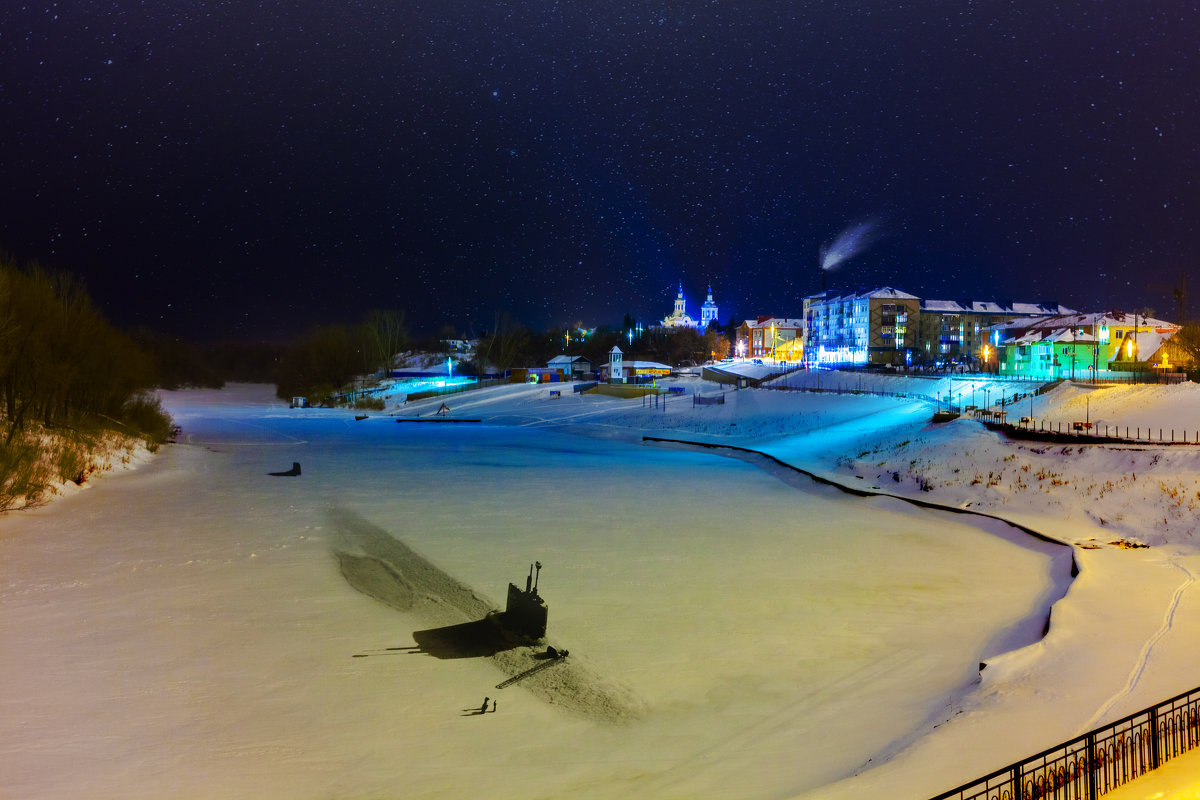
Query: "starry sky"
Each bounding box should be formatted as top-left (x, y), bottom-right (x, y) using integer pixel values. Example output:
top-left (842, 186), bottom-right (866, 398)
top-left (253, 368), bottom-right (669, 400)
top-left (2, 1), bottom-right (1197, 340)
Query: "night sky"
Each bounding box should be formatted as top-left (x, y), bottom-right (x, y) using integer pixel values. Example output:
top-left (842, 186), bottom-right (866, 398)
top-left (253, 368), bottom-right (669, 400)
top-left (2, 2), bottom-right (1197, 340)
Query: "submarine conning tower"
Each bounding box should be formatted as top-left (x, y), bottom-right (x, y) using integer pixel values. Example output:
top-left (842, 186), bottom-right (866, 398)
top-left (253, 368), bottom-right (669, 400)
top-left (504, 561), bottom-right (548, 640)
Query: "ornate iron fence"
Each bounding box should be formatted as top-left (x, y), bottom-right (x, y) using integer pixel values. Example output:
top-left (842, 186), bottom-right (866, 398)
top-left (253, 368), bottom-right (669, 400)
top-left (931, 685), bottom-right (1200, 800)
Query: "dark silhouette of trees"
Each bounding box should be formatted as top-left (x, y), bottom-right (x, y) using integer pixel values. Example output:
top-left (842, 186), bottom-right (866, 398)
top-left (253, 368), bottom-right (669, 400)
top-left (361, 309), bottom-right (409, 376)
top-left (1171, 322), bottom-right (1200, 377)
top-left (475, 312), bottom-right (531, 376)
top-left (275, 324), bottom-right (366, 402)
top-left (703, 329), bottom-right (731, 361)
top-left (0, 259), bottom-right (165, 444)
top-left (580, 327), bottom-right (624, 369)
top-left (1, 256), bottom-right (173, 510)
top-left (129, 328), bottom-right (225, 390)
top-left (274, 309), bottom-right (410, 402)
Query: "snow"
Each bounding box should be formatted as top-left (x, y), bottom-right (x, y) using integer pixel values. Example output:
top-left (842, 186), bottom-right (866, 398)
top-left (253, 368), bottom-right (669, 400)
top-left (1104, 746), bottom-right (1200, 798)
top-left (2, 372), bottom-right (1199, 799)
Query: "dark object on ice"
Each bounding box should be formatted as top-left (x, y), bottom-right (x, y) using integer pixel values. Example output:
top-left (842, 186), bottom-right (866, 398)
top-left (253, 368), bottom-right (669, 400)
top-left (491, 700), bottom-right (497, 712)
top-left (409, 563), bottom-right (551, 659)
top-left (500, 562), bottom-right (548, 641)
top-left (932, 410), bottom-right (960, 423)
top-left (480, 697), bottom-right (490, 714)
top-left (355, 414), bottom-right (368, 421)
top-left (269, 462), bottom-right (302, 477)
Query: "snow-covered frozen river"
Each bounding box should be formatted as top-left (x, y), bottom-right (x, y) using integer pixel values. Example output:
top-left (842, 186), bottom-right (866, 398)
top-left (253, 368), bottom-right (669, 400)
top-left (0, 386), bottom-right (1075, 799)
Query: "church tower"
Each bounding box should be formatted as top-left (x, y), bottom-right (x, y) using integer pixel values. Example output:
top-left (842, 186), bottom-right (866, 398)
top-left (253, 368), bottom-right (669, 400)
top-left (700, 285), bottom-right (718, 329)
top-left (673, 283), bottom-right (687, 319)
top-left (662, 282), bottom-right (696, 328)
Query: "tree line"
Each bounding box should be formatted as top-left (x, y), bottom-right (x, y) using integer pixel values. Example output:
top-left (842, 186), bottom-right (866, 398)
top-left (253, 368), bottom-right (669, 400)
top-left (0, 258), bottom-right (172, 445)
top-left (1, 257), bottom-right (177, 510)
top-left (470, 313), bottom-right (732, 375)
top-left (273, 310), bottom-right (735, 403)
top-left (274, 309), bottom-right (410, 402)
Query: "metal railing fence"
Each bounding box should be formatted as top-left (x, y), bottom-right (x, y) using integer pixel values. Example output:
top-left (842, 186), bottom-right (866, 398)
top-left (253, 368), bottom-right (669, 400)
top-left (931, 684), bottom-right (1200, 800)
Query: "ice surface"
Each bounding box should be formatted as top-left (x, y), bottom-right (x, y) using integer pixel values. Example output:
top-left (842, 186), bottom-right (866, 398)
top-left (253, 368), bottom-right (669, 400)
top-left (2, 376), bottom-right (1199, 799)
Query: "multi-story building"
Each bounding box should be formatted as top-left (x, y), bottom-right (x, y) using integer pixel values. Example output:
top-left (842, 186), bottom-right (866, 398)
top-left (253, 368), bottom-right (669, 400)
top-left (919, 300), bottom-right (1071, 366)
top-left (804, 288), bottom-right (1074, 367)
top-left (804, 287), bottom-right (920, 366)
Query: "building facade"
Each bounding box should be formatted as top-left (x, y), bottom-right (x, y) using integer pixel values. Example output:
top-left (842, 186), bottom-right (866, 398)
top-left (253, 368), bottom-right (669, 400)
top-left (804, 287), bottom-right (1074, 367)
top-left (737, 317), bottom-right (804, 360)
top-left (919, 300), bottom-right (1071, 367)
top-left (991, 311), bottom-right (1182, 379)
top-left (804, 287), bottom-right (920, 366)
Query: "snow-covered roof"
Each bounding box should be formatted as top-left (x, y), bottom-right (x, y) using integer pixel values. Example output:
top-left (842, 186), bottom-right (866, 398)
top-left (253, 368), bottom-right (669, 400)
top-left (1009, 303), bottom-right (1048, 315)
top-left (1009, 331), bottom-right (1043, 345)
top-left (924, 299), bottom-right (1068, 316)
top-left (741, 317), bottom-right (803, 329)
top-left (1008, 302), bottom-right (1078, 316)
top-left (922, 300), bottom-right (966, 313)
top-left (547, 355), bottom-right (590, 366)
top-left (1000, 312), bottom-right (1179, 335)
top-left (1043, 328), bottom-right (1098, 344)
top-left (863, 287), bottom-right (919, 300)
top-left (1129, 330), bottom-right (1176, 359)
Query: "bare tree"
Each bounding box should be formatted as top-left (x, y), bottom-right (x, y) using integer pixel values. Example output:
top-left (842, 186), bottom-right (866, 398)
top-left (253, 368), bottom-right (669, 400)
top-left (360, 309), bottom-right (409, 376)
top-left (1169, 322), bottom-right (1200, 371)
top-left (475, 312), bottom-right (531, 376)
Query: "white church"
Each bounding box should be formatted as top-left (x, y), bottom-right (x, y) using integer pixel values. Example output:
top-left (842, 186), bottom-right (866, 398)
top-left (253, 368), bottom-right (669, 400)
top-left (661, 283), bottom-right (719, 330)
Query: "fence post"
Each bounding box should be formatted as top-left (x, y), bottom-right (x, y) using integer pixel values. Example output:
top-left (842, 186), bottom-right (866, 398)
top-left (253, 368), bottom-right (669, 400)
top-left (1087, 732), bottom-right (1098, 799)
top-left (1151, 705), bottom-right (1161, 769)
top-left (1011, 764), bottom-right (1022, 800)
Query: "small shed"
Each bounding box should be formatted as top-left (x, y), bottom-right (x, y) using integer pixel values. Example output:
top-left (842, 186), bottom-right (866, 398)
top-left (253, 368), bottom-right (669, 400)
top-left (547, 354), bottom-right (592, 377)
